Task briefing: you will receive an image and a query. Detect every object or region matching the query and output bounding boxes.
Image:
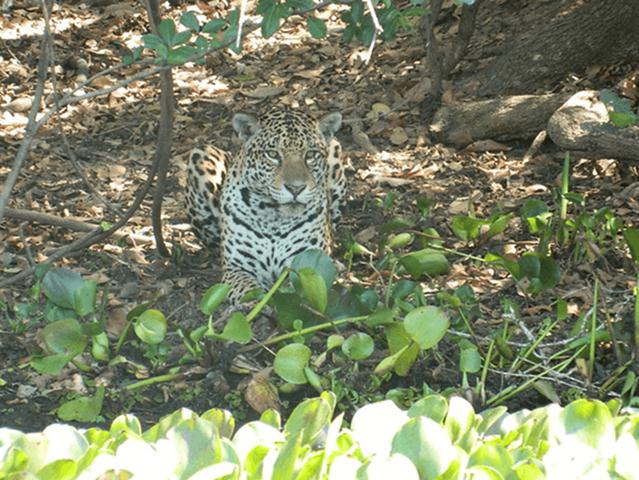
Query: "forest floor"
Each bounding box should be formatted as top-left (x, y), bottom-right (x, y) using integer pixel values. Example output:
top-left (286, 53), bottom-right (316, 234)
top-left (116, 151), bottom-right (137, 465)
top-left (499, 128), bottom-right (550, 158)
top-left (1, 0), bottom-right (638, 432)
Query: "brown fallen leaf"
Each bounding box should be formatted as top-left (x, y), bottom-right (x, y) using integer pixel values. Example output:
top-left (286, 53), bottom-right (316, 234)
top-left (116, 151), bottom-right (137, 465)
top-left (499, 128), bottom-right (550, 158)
top-left (390, 127), bottom-right (408, 145)
top-left (241, 86), bottom-right (285, 99)
top-left (464, 139), bottom-right (511, 152)
top-left (242, 368), bottom-right (280, 414)
top-left (7, 97), bottom-right (32, 113)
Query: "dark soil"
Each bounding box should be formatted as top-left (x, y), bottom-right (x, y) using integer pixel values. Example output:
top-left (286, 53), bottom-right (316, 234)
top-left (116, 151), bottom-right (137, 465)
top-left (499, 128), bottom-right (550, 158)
top-left (1, 0), bottom-right (638, 432)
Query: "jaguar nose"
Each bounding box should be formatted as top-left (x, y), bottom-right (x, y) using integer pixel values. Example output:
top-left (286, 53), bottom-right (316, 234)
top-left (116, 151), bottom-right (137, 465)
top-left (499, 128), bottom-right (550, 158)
top-left (285, 183), bottom-right (306, 197)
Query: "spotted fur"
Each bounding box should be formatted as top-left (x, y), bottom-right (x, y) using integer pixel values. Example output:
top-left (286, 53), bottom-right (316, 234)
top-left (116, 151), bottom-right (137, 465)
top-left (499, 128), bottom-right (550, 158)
top-left (185, 107), bottom-right (346, 303)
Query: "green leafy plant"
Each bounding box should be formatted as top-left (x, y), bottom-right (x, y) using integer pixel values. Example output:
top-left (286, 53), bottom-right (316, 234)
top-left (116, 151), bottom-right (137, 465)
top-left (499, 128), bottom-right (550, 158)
top-left (600, 89), bottom-right (638, 128)
top-left (2, 393), bottom-right (637, 479)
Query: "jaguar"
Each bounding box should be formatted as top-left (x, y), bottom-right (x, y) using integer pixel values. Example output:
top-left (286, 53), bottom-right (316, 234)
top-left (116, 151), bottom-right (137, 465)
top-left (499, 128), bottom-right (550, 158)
top-left (185, 107), bottom-right (346, 304)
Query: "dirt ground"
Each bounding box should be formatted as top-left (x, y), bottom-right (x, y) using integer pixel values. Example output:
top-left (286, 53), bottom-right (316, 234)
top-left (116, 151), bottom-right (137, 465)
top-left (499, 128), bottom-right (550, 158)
top-left (1, 0), bottom-right (638, 431)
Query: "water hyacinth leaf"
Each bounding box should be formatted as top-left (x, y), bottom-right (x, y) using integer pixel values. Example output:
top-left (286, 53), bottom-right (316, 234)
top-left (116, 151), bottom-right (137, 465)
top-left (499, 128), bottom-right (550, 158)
top-left (110, 414), bottom-right (142, 436)
top-left (407, 395), bottom-right (448, 423)
top-left (373, 345), bottom-right (407, 376)
top-left (40, 318), bottom-right (87, 355)
top-left (560, 399), bottom-right (615, 455)
top-left (352, 400), bottom-right (409, 457)
top-left (391, 416), bottom-right (455, 479)
top-left (272, 431), bottom-right (303, 479)
top-left (404, 306), bottom-right (449, 350)
top-left (218, 312), bottom-right (252, 344)
top-left (469, 443), bottom-right (514, 477)
top-left (451, 215), bottom-right (485, 241)
top-left (459, 344), bottom-right (481, 373)
top-left (202, 409), bottom-right (236, 438)
top-left (445, 396), bottom-right (476, 445)
top-left (41, 424), bottom-right (89, 461)
top-left (393, 342), bottom-right (420, 376)
top-left (232, 422), bottom-right (284, 464)
top-left (400, 249), bottom-right (449, 278)
top-left (37, 459), bottom-right (77, 480)
top-left (285, 394), bottom-right (335, 446)
top-left (260, 409), bottom-right (281, 430)
top-left (476, 406), bottom-right (508, 435)
top-left (342, 332), bottom-right (374, 360)
top-left (91, 332), bottom-right (110, 361)
top-left (291, 249), bottom-right (337, 289)
top-left (327, 334), bottom-right (344, 350)
top-left (365, 307), bottom-right (395, 327)
top-left (134, 309), bottom-right (167, 345)
top-left (274, 343), bottom-right (312, 384)
top-left (486, 212), bottom-right (513, 238)
top-left (623, 228), bottom-right (639, 264)
top-left (393, 281), bottom-right (418, 303)
top-left (57, 387), bottom-right (105, 422)
top-left (388, 232), bottom-right (414, 249)
top-left (43, 268), bottom-right (96, 315)
top-left (31, 352), bottom-right (75, 375)
top-left (305, 366), bottom-right (323, 392)
top-left (520, 199), bottom-right (551, 234)
top-left (296, 267), bottom-right (328, 313)
top-left (358, 453), bottom-right (420, 480)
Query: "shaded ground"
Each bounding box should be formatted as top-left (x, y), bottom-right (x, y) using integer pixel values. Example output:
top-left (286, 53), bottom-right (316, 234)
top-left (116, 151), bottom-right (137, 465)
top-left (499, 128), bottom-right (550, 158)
top-left (1, 0), bottom-right (638, 431)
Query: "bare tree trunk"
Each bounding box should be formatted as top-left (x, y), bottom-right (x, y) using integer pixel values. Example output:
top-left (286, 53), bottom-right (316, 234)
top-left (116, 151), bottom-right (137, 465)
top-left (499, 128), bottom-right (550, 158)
top-left (472, 0), bottom-right (639, 96)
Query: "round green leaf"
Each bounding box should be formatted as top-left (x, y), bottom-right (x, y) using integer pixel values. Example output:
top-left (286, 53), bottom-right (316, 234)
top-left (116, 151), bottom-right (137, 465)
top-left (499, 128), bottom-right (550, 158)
top-left (218, 312), bottom-right (252, 344)
top-left (200, 283), bottom-right (231, 315)
top-left (290, 249), bottom-right (337, 289)
top-left (296, 267), bottom-right (328, 313)
top-left (42, 268), bottom-right (96, 315)
top-left (41, 318), bottom-right (87, 356)
top-left (560, 399), bottom-right (615, 454)
top-left (400, 249), bottom-right (449, 278)
top-left (391, 417), bottom-right (454, 479)
top-left (342, 332), bottom-right (374, 361)
top-left (460, 345), bottom-right (481, 373)
top-left (274, 343), bottom-right (312, 384)
top-left (134, 309), bottom-right (167, 345)
top-left (404, 306), bottom-right (449, 350)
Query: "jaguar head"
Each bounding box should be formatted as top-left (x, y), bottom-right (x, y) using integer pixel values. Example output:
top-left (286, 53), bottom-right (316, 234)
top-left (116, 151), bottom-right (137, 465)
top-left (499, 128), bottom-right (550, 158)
top-left (232, 107), bottom-right (342, 205)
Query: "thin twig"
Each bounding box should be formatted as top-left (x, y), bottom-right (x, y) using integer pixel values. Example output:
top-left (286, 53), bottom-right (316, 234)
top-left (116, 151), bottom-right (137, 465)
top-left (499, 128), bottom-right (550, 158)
top-left (0, 0), bottom-right (51, 224)
top-left (236, 0), bottom-right (248, 50)
top-left (144, 0), bottom-right (175, 257)
top-left (41, 3), bottom-right (123, 218)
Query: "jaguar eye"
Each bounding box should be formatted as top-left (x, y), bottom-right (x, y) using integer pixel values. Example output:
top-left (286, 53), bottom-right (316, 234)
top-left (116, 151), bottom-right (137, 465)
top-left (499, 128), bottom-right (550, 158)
top-left (265, 150), bottom-right (281, 163)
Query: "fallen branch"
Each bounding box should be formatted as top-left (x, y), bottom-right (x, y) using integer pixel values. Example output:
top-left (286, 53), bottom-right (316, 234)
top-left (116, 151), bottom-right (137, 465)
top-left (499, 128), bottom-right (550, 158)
top-left (547, 90), bottom-right (639, 162)
top-left (430, 93), bottom-right (572, 146)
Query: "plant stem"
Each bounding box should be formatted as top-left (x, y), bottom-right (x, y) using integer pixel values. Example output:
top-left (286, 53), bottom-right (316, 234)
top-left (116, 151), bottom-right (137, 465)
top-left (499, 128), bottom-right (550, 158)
top-left (558, 152), bottom-right (570, 245)
top-left (124, 373), bottom-right (184, 391)
top-left (246, 269), bottom-right (290, 323)
top-left (588, 278), bottom-right (599, 383)
top-left (239, 315), bottom-right (368, 352)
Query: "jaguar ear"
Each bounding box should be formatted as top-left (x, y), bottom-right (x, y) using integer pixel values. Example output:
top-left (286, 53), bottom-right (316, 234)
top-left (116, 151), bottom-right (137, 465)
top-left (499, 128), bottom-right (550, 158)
top-left (232, 113), bottom-right (260, 142)
top-left (318, 112), bottom-right (342, 141)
